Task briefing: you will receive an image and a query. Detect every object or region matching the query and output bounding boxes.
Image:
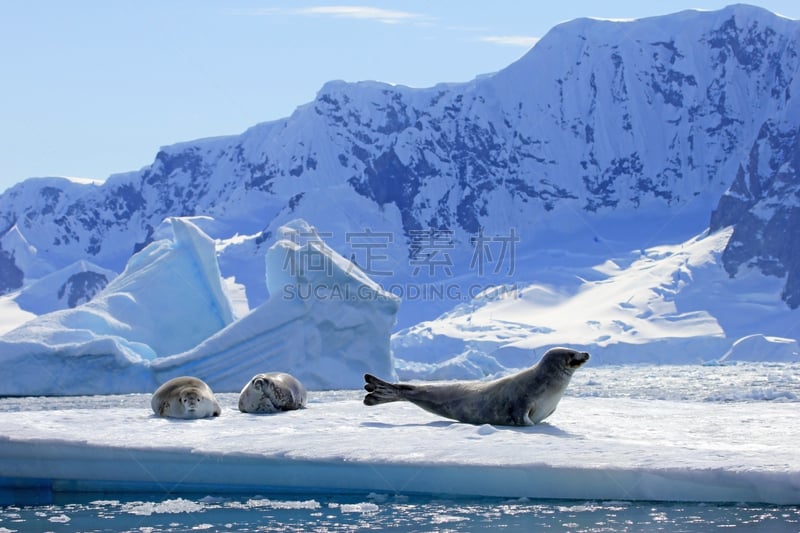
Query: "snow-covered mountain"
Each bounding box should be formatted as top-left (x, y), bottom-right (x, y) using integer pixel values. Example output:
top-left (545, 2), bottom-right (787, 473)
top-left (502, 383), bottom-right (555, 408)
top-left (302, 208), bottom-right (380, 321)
top-left (13, 260), bottom-right (115, 315)
top-left (0, 5), bottom-right (797, 329)
top-left (392, 227), bottom-right (799, 378)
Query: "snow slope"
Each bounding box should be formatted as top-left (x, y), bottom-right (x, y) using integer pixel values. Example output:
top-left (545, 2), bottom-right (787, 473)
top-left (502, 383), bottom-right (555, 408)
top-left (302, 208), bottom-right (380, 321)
top-left (392, 228), bottom-right (799, 378)
top-left (0, 296), bottom-right (34, 336)
top-left (14, 260), bottom-right (117, 315)
top-left (0, 375), bottom-right (797, 505)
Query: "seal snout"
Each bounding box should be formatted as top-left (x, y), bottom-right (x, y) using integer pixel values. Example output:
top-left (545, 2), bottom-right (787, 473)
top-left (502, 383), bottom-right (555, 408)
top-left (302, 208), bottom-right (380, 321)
top-left (569, 351), bottom-right (590, 368)
top-left (182, 392), bottom-right (201, 410)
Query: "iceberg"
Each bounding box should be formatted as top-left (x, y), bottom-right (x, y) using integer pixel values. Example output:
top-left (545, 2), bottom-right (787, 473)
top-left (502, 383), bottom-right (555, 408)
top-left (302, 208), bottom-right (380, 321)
top-left (153, 220), bottom-right (400, 390)
top-left (0, 218), bottom-right (398, 395)
top-left (0, 218), bottom-right (237, 395)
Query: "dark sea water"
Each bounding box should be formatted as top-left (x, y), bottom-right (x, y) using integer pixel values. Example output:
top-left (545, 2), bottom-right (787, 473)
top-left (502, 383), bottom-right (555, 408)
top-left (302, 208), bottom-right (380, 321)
top-left (1, 490), bottom-right (798, 532)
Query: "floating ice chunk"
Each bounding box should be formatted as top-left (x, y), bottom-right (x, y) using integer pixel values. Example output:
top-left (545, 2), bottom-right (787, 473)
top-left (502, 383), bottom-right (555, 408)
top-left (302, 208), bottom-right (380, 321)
top-left (339, 502), bottom-right (380, 514)
top-left (122, 498), bottom-right (205, 516)
top-left (718, 334), bottom-right (800, 363)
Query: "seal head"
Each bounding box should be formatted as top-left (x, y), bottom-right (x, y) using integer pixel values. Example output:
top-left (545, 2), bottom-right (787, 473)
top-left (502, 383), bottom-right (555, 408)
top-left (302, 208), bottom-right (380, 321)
top-left (238, 372), bottom-right (307, 414)
top-left (151, 376), bottom-right (222, 419)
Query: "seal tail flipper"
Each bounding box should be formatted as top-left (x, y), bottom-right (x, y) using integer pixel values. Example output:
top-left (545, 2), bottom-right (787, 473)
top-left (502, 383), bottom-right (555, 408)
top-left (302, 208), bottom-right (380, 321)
top-left (363, 374), bottom-right (414, 406)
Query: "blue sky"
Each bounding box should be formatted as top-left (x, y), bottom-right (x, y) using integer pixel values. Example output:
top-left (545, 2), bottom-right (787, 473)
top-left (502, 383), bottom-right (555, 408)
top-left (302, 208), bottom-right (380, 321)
top-left (2, 1), bottom-right (800, 192)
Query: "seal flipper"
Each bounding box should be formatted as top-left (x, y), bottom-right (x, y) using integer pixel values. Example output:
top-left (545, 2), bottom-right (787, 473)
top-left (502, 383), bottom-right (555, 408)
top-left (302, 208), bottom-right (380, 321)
top-left (363, 374), bottom-right (415, 406)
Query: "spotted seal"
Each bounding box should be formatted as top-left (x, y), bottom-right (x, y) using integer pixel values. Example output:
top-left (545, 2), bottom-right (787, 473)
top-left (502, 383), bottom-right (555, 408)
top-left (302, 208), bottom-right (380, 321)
top-left (364, 347), bottom-right (589, 426)
top-left (238, 372), bottom-right (307, 413)
top-left (151, 376), bottom-right (222, 419)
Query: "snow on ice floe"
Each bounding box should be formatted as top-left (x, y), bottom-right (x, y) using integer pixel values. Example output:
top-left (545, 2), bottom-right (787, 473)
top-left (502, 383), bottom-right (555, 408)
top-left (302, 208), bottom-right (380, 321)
top-left (392, 229), bottom-right (799, 379)
top-left (0, 385), bottom-right (798, 505)
top-left (0, 218), bottom-right (398, 395)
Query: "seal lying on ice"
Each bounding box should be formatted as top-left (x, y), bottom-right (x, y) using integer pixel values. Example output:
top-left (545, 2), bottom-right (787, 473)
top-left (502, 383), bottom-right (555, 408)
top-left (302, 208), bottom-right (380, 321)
top-left (238, 372), bottom-right (307, 413)
top-left (151, 376), bottom-right (222, 419)
top-left (363, 347), bottom-right (589, 426)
